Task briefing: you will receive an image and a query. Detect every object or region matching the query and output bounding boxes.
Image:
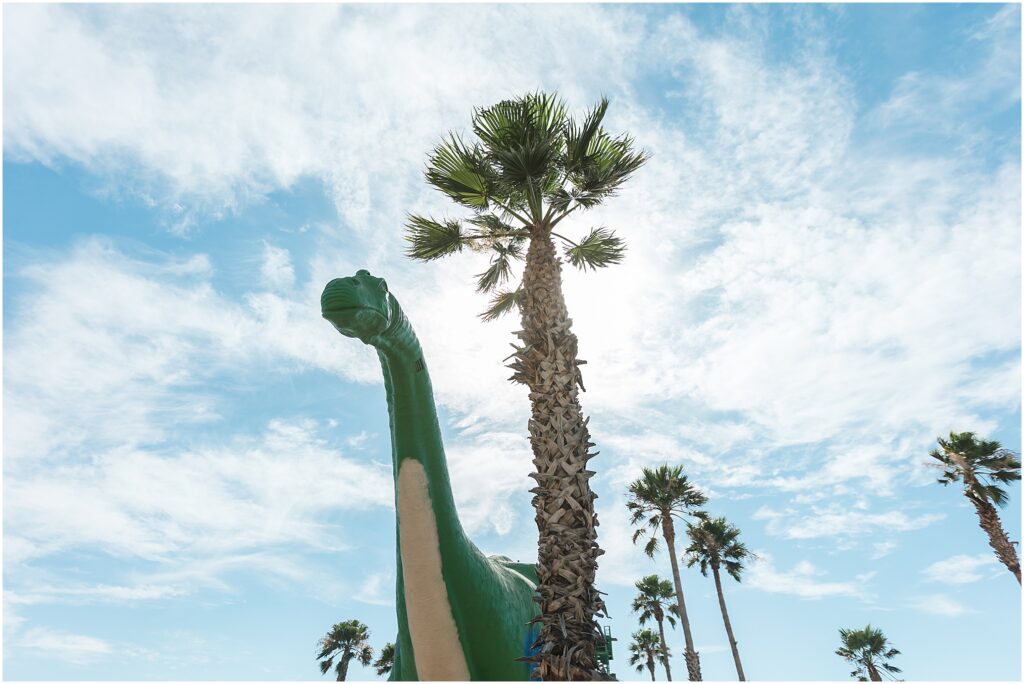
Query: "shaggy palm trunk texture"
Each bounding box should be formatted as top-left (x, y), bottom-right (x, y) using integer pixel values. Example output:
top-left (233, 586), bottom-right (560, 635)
top-left (510, 231), bottom-right (607, 680)
top-left (971, 495), bottom-right (1022, 584)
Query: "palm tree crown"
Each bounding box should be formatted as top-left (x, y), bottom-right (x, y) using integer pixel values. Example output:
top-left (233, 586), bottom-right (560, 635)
top-left (929, 430), bottom-right (1022, 583)
top-left (836, 625), bottom-right (901, 682)
top-left (632, 574), bottom-right (679, 628)
top-left (373, 642), bottom-right (395, 677)
top-left (930, 431), bottom-right (1021, 506)
top-left (628, 465), bottom-right (708, 557)
top-left (405, 91), bottom-right (648, 320)
top-left (629, 628), bottom-right (669, 680)
top-left (316, 620), bottom-right (374, 681)
top-left (684, 516), bottom-right (751, 581)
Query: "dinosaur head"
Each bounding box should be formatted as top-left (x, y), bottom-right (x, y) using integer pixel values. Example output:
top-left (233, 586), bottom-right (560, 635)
top-left (321, 269), bottom-right (396, 345)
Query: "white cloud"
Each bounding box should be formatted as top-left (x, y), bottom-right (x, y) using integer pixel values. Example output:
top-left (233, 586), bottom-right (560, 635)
top-left (260, 241), bottom-right (295, 290)
top-left (911, 594), bottom-right (973, 617)
top-left (2, 4), bottom-right (645, 228)
top-left (922, 554), bottom-right (1000, 585)
top-left (3, 238), bottom-right (380, 468)
top-left (753, 504), bottom-right (943, 540)
top-left (594, 493), bottom-right (657, 588)
top-left (871, 542), bottom-right (898, 560)
top-left (5, 418), bottom-right (391, 603)
top-left (871, 5), bottom-right (1020, 141)
top-left (446, 431), bottom-right (535, 536)
top-left (746, 552), bottom-right (870, 600)
top-left (20, 627), bottom-right (112, 664)
top-left (354, 571), bottom-right (395, 608)
top-left (8, 584), bottom-right (188, 605)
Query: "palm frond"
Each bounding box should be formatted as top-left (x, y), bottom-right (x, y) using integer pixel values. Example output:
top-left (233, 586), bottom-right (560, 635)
top-left (475, 242), bottom-right (521, 293)
top-left (405, 215), bottom-right (465, 261)
top-left (565, 96), bottom-right (610, 174)
top-left (480, 287), bottom-right (523, 321)
top-left (569, 131), bottom-right (649, 202)
top-left (424, 135), bottom-right (493, 209)
top-left (564, 227), bottom-right (626, 271)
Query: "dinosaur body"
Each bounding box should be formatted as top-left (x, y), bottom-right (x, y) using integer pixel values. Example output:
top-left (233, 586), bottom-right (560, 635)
top-left (321, 270), bottom-right (540, 681)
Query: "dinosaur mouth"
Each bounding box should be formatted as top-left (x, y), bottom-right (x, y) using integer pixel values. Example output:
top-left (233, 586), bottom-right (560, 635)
top-left (322, 305), bottom-right (389, 341)
top-left (321, 305), bottom-right (362, 316)
top-left (321, 304), bottom-right (386, 319)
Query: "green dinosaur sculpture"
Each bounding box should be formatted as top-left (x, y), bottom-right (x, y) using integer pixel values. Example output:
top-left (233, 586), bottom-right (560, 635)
top-left (321, 270), bottom-right (540, 681)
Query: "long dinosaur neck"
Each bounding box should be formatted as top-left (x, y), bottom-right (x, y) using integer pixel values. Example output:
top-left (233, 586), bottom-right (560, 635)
top-left (375, 312), bottom-right (475, 679)
top-left (374, 314), bottom-right (467, 544)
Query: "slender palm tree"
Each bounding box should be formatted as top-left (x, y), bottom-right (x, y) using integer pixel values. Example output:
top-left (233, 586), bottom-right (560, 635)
top-left (627, 465), bottom-right (708, 681)
top-left (405, 91), bottom-right (648, 679)
top-left (929, 431), bottom-right (1021, 583)
top-left (685, 516), bottom-right (751, 681)
top-left (629, 629), bottom-right (668, 682)
top-left (835, 625), bottom-right (901, 681)
top-left (373, 642), bottom-right (395, 678)
top-left (631, 575), bottom-right (678, 681)
top-left (316, 620), bottom-right (374, 681)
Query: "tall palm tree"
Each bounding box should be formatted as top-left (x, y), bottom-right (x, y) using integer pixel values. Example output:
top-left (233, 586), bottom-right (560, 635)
top-left (316, 620), bottom-right (374, 681)
top-left (629, 629), bottom-right (668, 682)
top-left (684, 516), bottom-right (751, 681)
top-left (373, 642), bottom-right (395, 678)
top-left (627, 465), bottom-right (708, 681)
top-left (405, 91), bottom-right (648, 679)
top-left (631, 575), bottom-right (678, 681)
top-left (929, 431), bottom-right (1021, 583)
top-left (835, 625), bottom-right (901, 681)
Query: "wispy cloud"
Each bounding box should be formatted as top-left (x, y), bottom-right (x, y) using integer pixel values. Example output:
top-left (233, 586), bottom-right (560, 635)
top-left (20, 627), bottom-right (113, 664)
top-left (354, 571), bottom-right (395, 608)
top-left (260, 241), bottom-right (296, 290)
top-left (746, 552), bottom-right (871, 600)
top-left (753, 505), bottom-right (944, 540)
top-left (910, 593), bottom-right (974, 617)
top-left (871, 541), bottom-right (898, 560)
top-left (5, 418), bottom-right (391, 596)
top-left (922, 554), bottom-right (1000, 585)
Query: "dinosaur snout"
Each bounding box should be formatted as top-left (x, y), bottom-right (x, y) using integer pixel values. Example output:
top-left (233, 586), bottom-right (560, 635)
top-left (320, 277), bottom-right (360, 314)
top-left (321, 272), bottom-right (390, 343)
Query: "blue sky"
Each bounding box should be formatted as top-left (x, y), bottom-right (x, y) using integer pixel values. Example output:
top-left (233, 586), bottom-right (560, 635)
top-left (2, 3), bottom-right (1020, 681)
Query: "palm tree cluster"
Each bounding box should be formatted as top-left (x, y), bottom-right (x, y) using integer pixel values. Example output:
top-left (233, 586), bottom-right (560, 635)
top-left (315, 620), bottom-right (393, 681)
top-left (626, 465), bottom-right (750, 682)
top-left (620, 429), bottom-right (1019, 681)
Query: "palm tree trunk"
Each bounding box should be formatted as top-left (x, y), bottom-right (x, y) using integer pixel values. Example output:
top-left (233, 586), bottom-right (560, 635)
top-left (338, 654), bottom-right (351, 682)
top-left (648, 655), bottom-right (657, 682)
top-left (969, 494), bottom-right (1022, 584)
top-left (662, 516), bottom-right (701, 681)
top-left (711, 564), bottom-right (745, 681)
top-left (655, 616), bottom-right (673, 681)
top-left (512, 230), bottom-right (605, 680)
top-left (864, 661), bottom-right (882, 682)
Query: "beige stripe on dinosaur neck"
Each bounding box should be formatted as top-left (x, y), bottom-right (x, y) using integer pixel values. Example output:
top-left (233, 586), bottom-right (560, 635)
top-left (397, 459), bottom-right (471, 680)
